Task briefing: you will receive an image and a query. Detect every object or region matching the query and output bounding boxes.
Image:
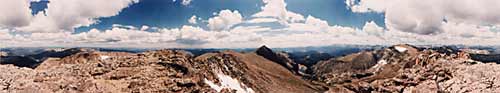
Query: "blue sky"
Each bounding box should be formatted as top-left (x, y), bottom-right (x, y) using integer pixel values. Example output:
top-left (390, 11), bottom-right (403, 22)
top-left (26, 0), bottom-right (385, 33)
top-left (2, 0), bottom-right (500, 48)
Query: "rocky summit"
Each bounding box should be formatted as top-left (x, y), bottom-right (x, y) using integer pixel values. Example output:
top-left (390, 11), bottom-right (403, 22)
top-left (1, 44), bottom-right (500, 93)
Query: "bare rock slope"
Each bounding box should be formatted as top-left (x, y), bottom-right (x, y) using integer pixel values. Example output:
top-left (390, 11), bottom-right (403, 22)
top-left (0, 48), bottom-right (325, 93)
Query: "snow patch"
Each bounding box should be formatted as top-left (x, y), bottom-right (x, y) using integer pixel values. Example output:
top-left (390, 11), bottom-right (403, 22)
top-left (298, 64), bottom-right (307, 75)
top-left (204, 73), bottom-right (254, 93)
top-left (372, 60), bottom-right (388, 71)
top-left (394, 46), bottom-right (408, 53)
top-left (100, 56), bottom-right (110, 60)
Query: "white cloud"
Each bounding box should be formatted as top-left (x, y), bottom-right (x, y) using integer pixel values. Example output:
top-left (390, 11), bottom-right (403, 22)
top-left (347, 0), bottom-right (500, 35)
top-left (2, 17), bottom-right (500, 48)
top-left (16, 13), bottom-right (58, 33)
top-left (0, 29), bottom-right (14, 40)
top-left (112, 24), bottom-right (137, 30)
top-left (0, 0), bottom-right (32, 28)
top-left (188, 15), bottom-right (198, 24)
top-left (252, 0), bottom-right (305, 25)
top-left (140, 25), bottom-right (149, 31)
top-left (173, 0), bottom-right (192, 6)
top-left (305, 15), bottom-right (329, 31)
top-left (2, 0), bottom-right (500, 48)
top-left (246, 18), bottom-right (279, 24)
top-left (207, 10), bottom-right (243, 31)
top-left (16, 0), bottom-right (139, 33)
top-left (30, 0), bottom-right (45, 2)
top-left (181, 0), bottom-right (192, 6)
top-left (362, 21), bottom-right (384, 36)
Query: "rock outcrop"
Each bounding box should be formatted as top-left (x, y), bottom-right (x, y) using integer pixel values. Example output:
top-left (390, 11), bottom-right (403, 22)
top-left (255, 46), bottom-right (302, 75)
top-left (313, 44), bottom-right (500, 93)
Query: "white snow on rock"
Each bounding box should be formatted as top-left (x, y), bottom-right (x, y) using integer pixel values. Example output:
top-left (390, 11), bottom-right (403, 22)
top-left (204, 73), bottom-right (254, 93)
top-left (394, 46), bottom-right (408, 53)
top-left (100, 55), bottom-right (110, 60)
top-left (298, 64), bottom-right (307, 75)
top-left (371, 60), bottom-right (388, 71)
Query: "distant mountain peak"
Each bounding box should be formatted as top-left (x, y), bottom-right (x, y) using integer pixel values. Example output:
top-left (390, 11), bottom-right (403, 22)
top-left (256, 45), bottom-right (273, 54)
top-left (255, 45), bottom-right (302, 75)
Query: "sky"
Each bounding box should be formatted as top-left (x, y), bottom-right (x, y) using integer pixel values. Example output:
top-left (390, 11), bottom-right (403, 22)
top-left (1, 0), bottom-right (500, 48)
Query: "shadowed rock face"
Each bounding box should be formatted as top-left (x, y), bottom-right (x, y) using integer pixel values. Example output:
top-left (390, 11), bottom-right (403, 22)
top-left (255, 46), bottom-right (300, 74)
top-left (0, 56), bottom-right (38, 68)
top-left (470, 54), bottom-right (500, 63)
top-left (0, 48), bottom-right (94, 68)
top-left (29, 48), bottom-right (95, 60)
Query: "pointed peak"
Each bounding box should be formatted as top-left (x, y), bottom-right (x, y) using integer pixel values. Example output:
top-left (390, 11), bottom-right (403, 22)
top-left (258, 45), bottom-right (271, 50)
top-left (391, 44), bottom-right (419, 50)
top-left (256, 45), bottom-right (273, 54)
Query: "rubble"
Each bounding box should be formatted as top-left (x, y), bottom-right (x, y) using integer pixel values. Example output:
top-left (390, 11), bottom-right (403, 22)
top-left (314, 45), bottom-right (500, 92)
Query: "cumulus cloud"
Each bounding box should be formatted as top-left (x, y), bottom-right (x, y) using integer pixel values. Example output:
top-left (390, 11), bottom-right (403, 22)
top-left (181, 0), bottom-right (192, 6)
top-left (305, 16), bottom-right (330, 31)
top-left (347, 0), bottom-right (500, 35)
top-left (173, 0), bottom-right (193, 6)
top-left (140, 25), bottom-right (149, 31)
top-left (16, 0), bottom-right (139, 33)
top-left (188, 15), bottom-right (198, 24)
top-left (252, 0), bottom-right (305, 25)
top-left (207, 10), bottom-right (243, 31)
top-left (0, 0), bottom-right (32, 28)
top-left (362, 21), bottom-right (384, 36)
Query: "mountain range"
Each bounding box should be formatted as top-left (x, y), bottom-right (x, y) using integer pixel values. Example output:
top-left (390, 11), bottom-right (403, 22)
top-left (1, 44), bottom-right (500, 92)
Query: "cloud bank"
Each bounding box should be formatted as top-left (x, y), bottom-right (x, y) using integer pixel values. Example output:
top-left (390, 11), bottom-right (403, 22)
top-left (347, 0), bottom-right (500, 35)
top-left (1, 0), bottom-right (500, 48)
top-left (0, 0), bottom-right (32, 28)
top-left (1, 0), bottom-right (139, 33)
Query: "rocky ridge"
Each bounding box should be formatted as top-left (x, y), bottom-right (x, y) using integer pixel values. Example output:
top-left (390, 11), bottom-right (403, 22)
top-left (0, 47), bottom-right (324, 93)
top-left (1, 44), bottom-right (500, 93)
top-left (314, 44), bottom-right (500, 92)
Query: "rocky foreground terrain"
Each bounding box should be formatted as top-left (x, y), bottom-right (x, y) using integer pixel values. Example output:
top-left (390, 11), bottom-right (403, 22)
top-left (1, 44), bottom-right (500, 93)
